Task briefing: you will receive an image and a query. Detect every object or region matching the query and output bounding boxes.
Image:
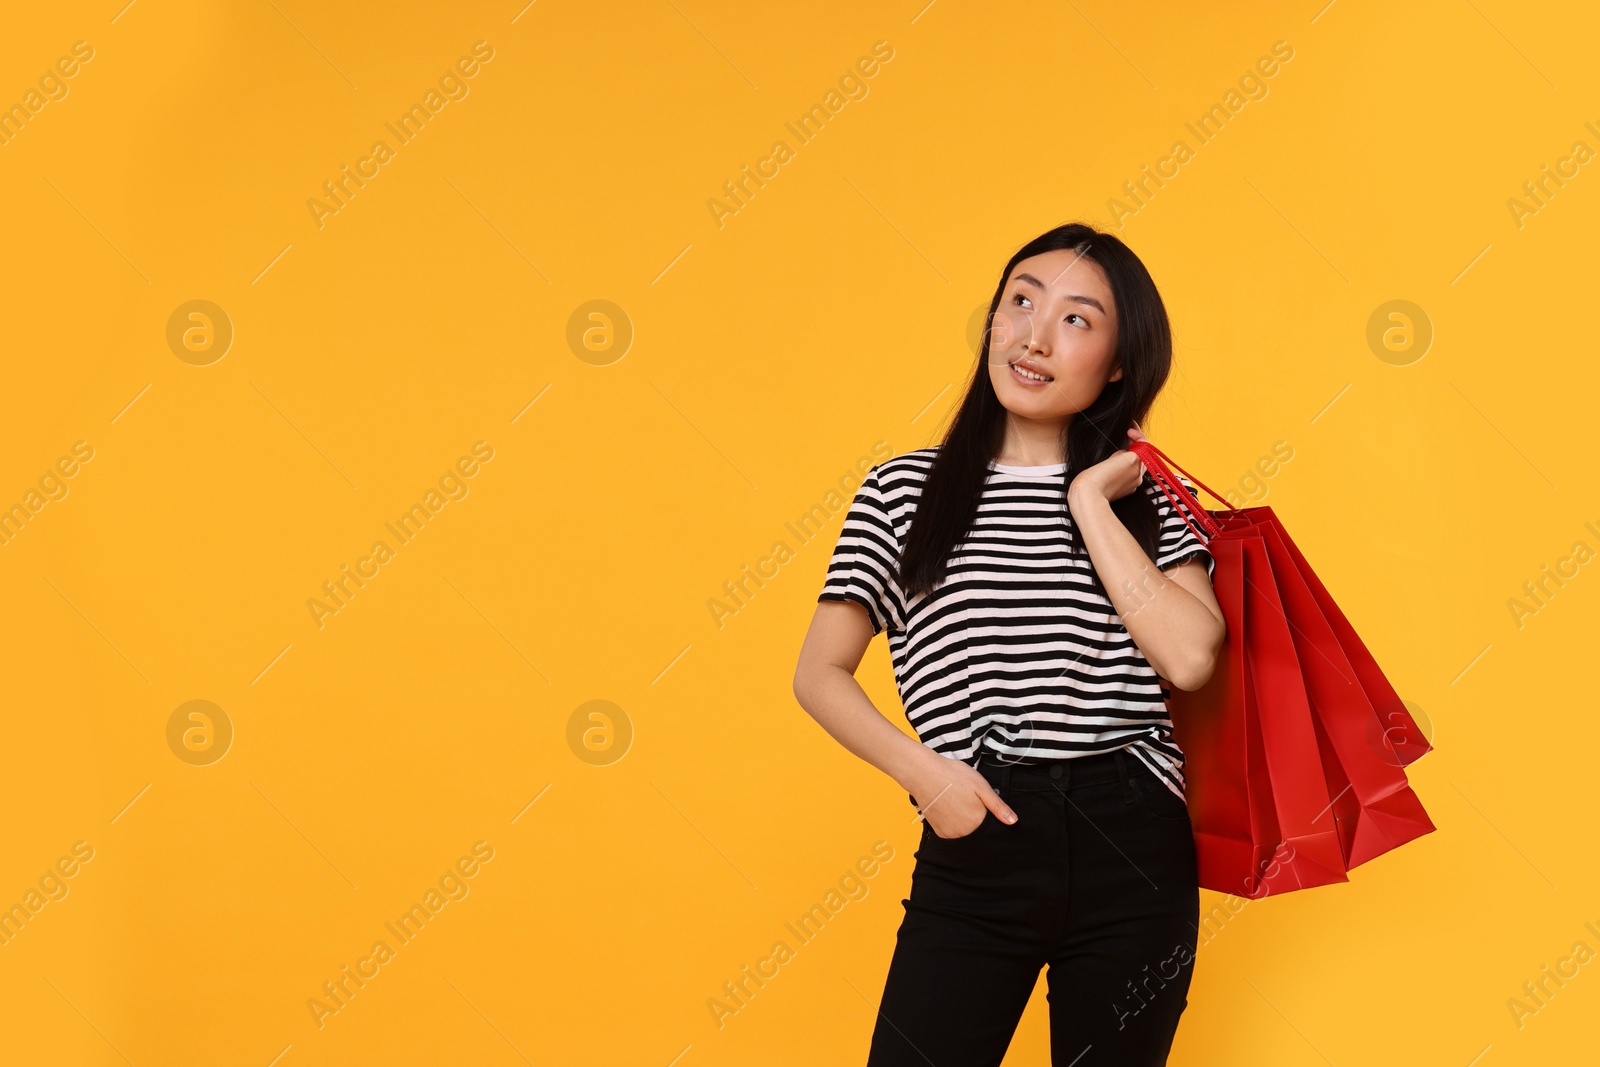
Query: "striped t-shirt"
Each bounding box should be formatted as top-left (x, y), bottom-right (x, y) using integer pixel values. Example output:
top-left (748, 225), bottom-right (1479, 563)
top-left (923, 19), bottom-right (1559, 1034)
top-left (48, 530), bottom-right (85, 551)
top-left (817, 446), bottom-right (1215, 801)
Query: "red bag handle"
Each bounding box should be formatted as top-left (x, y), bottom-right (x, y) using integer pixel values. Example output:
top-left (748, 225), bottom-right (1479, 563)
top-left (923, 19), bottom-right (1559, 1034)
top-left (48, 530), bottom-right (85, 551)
top-left (1126, 438), bottom-right (1240, 543)
top-left (1129, 443), bottom-right (1214, 542)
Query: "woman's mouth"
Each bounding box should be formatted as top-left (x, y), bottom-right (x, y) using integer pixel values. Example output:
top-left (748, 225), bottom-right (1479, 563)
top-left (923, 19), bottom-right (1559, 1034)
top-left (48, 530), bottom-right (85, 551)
top-left (1008, 360), bottom-right (1054, 387)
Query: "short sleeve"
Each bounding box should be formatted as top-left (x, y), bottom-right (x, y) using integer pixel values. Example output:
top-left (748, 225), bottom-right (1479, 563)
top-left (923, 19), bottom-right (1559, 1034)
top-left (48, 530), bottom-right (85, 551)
top-left (817, 466), bottom-right (902, 635)
top-left (1149, 472), bottom-right (1215, 579)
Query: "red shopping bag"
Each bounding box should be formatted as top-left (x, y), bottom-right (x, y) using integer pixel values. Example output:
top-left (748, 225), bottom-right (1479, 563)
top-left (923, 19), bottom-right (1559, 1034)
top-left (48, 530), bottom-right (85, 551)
top-left (1128, 439), bottom-right (1435, 899)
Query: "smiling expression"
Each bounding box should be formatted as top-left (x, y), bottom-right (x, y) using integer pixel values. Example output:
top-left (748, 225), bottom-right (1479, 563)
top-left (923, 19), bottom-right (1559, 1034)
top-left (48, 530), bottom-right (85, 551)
top-left (986, 248), bottom-right (1121, 421)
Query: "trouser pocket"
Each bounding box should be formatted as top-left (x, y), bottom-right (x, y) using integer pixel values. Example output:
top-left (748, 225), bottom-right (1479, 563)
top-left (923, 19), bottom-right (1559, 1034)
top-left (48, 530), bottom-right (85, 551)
top-left (1128, 763), bottom-right (1190, 821)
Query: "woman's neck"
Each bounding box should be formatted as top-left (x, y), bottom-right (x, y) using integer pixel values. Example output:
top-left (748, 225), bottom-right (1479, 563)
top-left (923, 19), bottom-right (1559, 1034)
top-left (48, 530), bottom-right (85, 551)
top-left (994, 421), bottom-right (1068, 466)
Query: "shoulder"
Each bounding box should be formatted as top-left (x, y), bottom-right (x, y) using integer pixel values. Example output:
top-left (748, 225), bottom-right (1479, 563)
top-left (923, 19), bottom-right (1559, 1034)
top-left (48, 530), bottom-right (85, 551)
top-left (1142, 469), bottom-right (1198, 505)
top-left (852, 448), bottom-right (936, 527)
top-left (870, 447), bottom-right (939, 490)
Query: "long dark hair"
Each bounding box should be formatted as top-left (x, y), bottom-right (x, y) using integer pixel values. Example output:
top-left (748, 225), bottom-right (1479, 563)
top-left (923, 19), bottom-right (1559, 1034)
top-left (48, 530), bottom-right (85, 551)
top-left (895, 222), bottom-right (1174, 601)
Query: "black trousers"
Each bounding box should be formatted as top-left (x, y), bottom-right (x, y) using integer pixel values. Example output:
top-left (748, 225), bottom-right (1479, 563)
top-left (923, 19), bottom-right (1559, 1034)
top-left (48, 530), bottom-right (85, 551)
top-left (867, 746), bottom-right (1200, 1066)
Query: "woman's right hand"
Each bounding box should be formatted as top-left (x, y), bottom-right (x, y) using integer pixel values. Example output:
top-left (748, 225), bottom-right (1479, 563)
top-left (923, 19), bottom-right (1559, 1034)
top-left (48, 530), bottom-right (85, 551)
top-left (901, 748), bottom-right (1019, 839)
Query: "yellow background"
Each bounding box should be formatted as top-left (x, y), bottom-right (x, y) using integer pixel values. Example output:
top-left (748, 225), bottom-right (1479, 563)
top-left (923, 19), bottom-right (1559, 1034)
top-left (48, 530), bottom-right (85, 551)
top-left (2, 0), bottom-right (1596, 1063)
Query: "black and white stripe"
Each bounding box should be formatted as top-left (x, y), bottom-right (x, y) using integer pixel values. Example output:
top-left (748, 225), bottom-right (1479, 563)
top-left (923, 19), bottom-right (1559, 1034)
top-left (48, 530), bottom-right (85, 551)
top-left (817, 447), bottom-right (1215, 800)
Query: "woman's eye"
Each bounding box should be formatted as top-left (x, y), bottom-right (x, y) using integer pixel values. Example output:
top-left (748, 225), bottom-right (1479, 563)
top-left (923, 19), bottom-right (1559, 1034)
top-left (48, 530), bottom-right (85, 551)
top-left (1066, 313), bottom-right (1087, 326)
top-left (1012, 293), bottom-right (1031, 308)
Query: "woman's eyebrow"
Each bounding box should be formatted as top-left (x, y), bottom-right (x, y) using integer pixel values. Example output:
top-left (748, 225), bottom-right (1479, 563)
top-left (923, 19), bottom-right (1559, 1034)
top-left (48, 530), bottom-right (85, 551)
top-left (1013, 272), bottom-right (1106, 314)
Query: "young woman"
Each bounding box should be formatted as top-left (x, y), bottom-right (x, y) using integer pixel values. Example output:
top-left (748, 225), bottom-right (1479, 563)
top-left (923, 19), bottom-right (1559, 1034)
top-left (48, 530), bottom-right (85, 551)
top-left (792, 222), bottom-right (1226, 1066)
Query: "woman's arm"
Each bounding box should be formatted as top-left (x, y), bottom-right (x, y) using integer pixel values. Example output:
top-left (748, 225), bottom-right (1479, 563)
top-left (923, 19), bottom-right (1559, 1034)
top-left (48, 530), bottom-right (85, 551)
top-left (1067, 438), bottom-right (1226, 691)
top-left (793, 601), bottom-right (1017, 835)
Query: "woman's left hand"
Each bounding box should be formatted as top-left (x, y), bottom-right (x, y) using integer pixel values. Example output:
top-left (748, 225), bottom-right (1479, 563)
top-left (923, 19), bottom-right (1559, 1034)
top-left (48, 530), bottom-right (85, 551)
top-left (1068, 424), bottom-right (1149, 509)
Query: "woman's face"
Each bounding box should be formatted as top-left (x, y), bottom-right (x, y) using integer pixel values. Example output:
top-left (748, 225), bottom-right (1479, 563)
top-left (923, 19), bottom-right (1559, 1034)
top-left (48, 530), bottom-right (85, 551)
top-left (986, 248), bottom-right (1121, 422)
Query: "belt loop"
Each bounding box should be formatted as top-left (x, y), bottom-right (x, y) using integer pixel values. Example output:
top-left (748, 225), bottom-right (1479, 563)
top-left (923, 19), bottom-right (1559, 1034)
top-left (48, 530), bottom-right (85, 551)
top-left (1001, 759), bottom-right (1013, 799)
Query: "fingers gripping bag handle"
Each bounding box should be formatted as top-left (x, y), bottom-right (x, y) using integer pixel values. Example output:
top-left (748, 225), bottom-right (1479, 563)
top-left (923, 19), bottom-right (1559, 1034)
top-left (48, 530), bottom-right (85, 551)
top-left (1126, 438), bottom-right (1240, 544)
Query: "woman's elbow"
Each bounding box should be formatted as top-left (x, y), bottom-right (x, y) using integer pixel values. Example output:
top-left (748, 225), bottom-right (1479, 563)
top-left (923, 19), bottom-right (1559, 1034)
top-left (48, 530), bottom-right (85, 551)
top-left (792, 661), bottom-right (814, 704)
top-left (1168, 626), bottom-right (1226, 692)
top-left (792, 656), bottom-right (833, 706)
top-left (1167, 656), bottom-right (1215, 692)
